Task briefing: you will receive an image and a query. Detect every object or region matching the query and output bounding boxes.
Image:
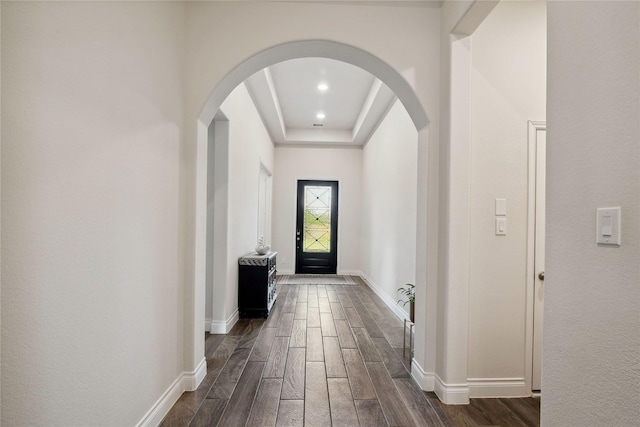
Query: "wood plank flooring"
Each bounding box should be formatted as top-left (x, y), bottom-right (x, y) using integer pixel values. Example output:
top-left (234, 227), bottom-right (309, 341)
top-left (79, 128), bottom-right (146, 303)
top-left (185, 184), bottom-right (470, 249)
top-left (161, 277), bottom-right (540, 426)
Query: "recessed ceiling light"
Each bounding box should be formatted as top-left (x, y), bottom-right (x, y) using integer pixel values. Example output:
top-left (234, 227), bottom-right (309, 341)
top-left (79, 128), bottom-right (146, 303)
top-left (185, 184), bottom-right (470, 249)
top-left (317, 83), bottom-right (329, 91)
top-left (316, 112), bottom-right (326, 120)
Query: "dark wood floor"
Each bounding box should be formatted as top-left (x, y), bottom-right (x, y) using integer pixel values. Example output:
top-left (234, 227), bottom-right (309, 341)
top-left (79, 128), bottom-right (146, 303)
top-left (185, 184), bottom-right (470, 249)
top-left (161, 277), bottom-right (540, 426)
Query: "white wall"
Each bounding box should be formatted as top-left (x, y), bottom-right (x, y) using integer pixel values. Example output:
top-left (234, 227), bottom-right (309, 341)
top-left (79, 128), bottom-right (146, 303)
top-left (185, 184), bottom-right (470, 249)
top-left (467, 1), bottom-right (546, 394)
top-left (543, 2), bottom-right (640, 425)
top-left (361, 100), bottom-right (418, 317)
top-left (272, 147), bottom-right (362, 274)
top-left (206, 83), bottom-right (275, 328)
top-left (435, 0), bottom-right (475, 401)
top-left (205, 115), bottom-right (229, 332)
top-left (1, 2), bottom-right (186, 425)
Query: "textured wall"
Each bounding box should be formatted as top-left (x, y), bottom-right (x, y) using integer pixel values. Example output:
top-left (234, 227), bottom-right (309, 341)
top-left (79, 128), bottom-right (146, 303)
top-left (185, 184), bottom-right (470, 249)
top-left (1, 2), bottom-right (186, 425)
top-left (544, 2), bottom-right (640, 425)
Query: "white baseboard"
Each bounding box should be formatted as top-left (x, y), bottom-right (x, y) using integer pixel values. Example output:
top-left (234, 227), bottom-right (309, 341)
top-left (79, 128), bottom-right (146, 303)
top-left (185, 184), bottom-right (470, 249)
top-left (434, 373), bottom-right (470, 404)
top-left (136, 357), bottom-right (207, 427)
top-left (338, 269), bottom-right (362, 276)
top-left (410, 359), bottom-right (435, 391)
top-left (186, 358), bottom-right (208, 391)
top-left (358, 273), bottom-right (525, 402)
top-left (208, 309), bottom-right (239, 334)
top-left (277, 269), bottom-right (360, 276)
top-left (468, 377), bottom-right (527, 398)
top-left (359, 272), bottom-right (438, 394)
top-left (359, 272), bottom-right (409, 322)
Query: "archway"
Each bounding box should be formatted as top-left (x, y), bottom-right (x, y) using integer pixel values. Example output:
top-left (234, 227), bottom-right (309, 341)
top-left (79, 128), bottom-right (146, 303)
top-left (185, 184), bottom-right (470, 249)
top-left (197, 40), bottom-right (428, 129)
top-left (190, 40), bottom-right (433, 390)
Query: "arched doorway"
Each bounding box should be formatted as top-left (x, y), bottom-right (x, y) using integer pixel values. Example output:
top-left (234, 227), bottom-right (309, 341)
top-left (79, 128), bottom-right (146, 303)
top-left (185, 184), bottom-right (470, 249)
top-left (188, 40), bottom-right (434, 389)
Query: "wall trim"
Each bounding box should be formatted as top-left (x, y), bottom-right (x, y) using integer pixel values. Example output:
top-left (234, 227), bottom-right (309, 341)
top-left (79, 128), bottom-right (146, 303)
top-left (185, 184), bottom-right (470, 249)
top-left (525, 120), bottom-right (547, 394)
top-left (411, 359), bottom-right (435, 391)
top-left (355, 273), bottom-right (489, 405)
top-left (434, 373), bottom-right (470, 405)
top-left (338, 269), bottom-right (362, 276)
top-left (187, 357), bottom-right (208, 392)
top-left (136, 357), bottom-right (207, 427)
top-left (277, 269), bottom-right (363, 277)
top-left (359, 272), bottom-right (410, 321)
top-left (468, 377), bottom-right (528, 398)
top-left (359, 272), bottom-right (441, 397)
top-left (208, 308), bottom-right (239, 334)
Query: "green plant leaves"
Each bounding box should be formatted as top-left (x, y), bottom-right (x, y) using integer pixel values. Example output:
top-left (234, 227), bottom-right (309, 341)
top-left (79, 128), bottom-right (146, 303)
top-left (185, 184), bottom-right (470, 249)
top-left (397, 283), bottom-right (415, 306)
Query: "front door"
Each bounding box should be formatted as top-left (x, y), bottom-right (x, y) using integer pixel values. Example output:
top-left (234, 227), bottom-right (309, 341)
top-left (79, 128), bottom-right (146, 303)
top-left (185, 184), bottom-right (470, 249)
top-left (295, 180), bottom-right (338, 274)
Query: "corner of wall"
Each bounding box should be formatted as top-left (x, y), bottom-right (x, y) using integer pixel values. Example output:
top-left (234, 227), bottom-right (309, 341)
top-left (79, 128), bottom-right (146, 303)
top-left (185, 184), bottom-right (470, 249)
top-left (360, 273), bottom-right (443, 398)
top-left (434, 374), bottom-right (469, 405)
top-left (135, 358), bottom-right (207, 427)
top-left (359, 273), bottom-right (410, 322)
top-left (207, 308), bottom-right (239, 334)
top-left (410, 359), bottom-right (435, 392)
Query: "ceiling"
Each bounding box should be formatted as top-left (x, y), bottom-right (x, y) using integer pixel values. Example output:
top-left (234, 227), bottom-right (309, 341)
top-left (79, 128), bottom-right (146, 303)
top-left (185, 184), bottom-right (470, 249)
top-left (245, 57), bottom-right (397, 147)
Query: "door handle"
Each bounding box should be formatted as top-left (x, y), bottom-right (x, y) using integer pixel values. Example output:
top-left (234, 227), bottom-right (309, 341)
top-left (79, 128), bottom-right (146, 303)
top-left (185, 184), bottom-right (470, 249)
top-left (538, 271), bottom-right (544, 281)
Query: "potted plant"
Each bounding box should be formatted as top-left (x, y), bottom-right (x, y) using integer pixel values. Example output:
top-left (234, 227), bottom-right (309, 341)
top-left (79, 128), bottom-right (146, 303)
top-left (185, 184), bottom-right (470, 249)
top-left (397, 283), bottom-right (415, 323)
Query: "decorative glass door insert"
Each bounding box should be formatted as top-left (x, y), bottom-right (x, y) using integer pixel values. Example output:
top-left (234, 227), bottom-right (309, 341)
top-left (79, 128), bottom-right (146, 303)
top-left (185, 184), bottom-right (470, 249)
top-left (303, 186), bottom-right (332, 253)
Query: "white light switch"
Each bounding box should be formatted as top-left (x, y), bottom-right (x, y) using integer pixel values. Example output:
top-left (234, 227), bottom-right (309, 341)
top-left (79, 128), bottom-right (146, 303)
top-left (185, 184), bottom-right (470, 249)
top-left (495, 198), bottom-right (507, 216)
top-left (495, 217), bottom-right (507, 236)
top-left (602, 216), bottom-right (613, 236)
top-left (597, 207), bottom-right (621, 246)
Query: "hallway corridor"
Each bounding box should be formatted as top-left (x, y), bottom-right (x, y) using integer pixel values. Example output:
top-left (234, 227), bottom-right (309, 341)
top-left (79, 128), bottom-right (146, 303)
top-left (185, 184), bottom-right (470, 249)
top-left (161, 278), bottom-right (539, 426)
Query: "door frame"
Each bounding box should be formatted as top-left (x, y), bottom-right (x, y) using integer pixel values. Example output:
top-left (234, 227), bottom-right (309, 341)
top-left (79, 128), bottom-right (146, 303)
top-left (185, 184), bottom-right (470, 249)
top-left (295, 179), bottom-right (339, 274)
top-left (525, 120), bottom-right (546, 394)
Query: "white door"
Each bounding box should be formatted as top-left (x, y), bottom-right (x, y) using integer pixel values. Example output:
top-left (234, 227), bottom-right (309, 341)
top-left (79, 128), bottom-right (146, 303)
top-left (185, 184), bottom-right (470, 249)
top-left (532, 125), bottom-right (546, 391)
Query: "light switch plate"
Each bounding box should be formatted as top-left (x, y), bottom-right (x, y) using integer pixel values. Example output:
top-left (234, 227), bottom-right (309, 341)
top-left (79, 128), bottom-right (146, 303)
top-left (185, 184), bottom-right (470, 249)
top-left (597, 207), bottom-right (621, 246)
top-left (495, 217), bottom-right (507, 236)
top-left (495, 199), bottom-right (507, 216)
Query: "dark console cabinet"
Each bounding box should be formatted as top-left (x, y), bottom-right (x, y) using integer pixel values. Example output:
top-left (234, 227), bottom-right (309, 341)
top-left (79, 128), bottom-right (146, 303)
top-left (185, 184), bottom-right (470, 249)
top-left (238, 251), bottom-right (277, 318)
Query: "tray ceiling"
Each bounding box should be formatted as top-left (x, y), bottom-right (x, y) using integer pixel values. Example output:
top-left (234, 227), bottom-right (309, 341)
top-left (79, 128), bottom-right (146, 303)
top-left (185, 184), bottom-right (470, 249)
top-left (245, 57), bottom-right (397, 147)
